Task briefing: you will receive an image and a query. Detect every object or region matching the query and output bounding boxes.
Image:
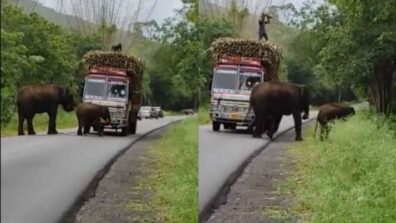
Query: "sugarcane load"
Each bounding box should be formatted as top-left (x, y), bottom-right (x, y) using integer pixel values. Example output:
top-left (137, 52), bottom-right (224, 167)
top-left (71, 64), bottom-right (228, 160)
top-left (208, 37), bottom-right (282, 132)
top-left (80, 50), bottom-right (144, 136)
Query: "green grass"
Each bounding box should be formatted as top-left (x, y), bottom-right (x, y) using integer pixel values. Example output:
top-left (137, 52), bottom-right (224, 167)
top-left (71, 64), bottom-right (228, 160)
top-left (287, 112), bottom-right (396, 222)
top-left (164, 110), bottom-right (183, 116)
top-left (198, 105), bottom-right (210, 125)
top-left (1, 109), bottom-right (77, 137)
top-left (127, 117), bottom-right (198, 223)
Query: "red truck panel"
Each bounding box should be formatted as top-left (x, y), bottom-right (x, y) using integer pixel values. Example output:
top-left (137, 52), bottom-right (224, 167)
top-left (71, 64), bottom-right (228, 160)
top-left (88, 65), bottom-right (127, 76)
top-left (216, 55), bottom-right (262, 68)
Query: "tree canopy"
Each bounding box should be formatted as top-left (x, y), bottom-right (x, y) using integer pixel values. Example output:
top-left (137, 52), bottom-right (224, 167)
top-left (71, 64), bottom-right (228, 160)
top-left (1, 1), bottom-right (103, 123)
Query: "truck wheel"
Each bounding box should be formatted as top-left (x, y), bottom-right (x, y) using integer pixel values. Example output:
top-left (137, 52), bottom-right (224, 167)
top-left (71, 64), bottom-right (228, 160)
top-left (120, 127), bottom-right (128, 136)
top-left (223, 123), bottom-right (230, 129)
top-left (213, 121), bottom-right (220, 131)
top-left (230, 124), bottom-right (237, 130)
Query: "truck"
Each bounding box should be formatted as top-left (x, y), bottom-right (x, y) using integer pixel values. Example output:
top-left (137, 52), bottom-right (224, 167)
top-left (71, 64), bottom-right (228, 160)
top-left (81, 51), bottom-right (143, 136)
top-left (209, 38), bottom-right (281, 132)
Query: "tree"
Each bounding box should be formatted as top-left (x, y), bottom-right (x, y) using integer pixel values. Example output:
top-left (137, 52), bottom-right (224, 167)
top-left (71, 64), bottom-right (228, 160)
top-left (294, 0), bottom-right (396, 113)
top-left (1, 2), bottom-right (103, 124)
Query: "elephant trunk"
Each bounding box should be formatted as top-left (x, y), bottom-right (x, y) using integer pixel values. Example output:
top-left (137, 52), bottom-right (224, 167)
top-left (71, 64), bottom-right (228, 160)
top-left (303, 103), bottom-right (309, 119)
top-left (301, 87), bottom-right (310, 120)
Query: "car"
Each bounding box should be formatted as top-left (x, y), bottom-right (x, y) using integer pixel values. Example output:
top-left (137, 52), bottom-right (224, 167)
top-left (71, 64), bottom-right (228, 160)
top-left (152, 106), bottom-right (164, 118)
top-left (138, 106), bottom-right (151, 120)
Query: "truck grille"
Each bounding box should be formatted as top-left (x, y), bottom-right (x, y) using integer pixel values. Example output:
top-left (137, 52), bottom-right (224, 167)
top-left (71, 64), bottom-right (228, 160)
top-left (223, 106), bottom-right (248, 113)
top-left (110, 110), bottom-right (126, 119)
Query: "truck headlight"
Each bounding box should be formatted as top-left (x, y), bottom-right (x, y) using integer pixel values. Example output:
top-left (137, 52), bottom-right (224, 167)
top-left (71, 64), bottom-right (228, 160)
top-left (211, 104), bottom-right (220, 111)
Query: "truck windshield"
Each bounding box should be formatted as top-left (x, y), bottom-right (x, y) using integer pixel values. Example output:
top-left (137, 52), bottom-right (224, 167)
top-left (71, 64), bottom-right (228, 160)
top-left (84, 78), bottom-right (106, 99)
top-left (106, 80), bottom-right (128, 101)
top-left (238, 72), bottom-right (262, 92)
top-left (213, 69), bottom-right (237, 91)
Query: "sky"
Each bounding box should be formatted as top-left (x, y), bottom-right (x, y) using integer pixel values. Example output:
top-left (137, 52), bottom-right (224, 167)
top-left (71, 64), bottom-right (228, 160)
top-left (37, 0), bottom-right (312, 25)
top-left (37, 0), bottom-right (185, 25)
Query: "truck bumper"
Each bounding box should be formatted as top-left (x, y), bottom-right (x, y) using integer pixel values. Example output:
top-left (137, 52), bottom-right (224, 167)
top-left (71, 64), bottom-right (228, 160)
top-left (209, 112), bottom-right (254, 126)
top-left (103, 119), bottom-right (128, 129)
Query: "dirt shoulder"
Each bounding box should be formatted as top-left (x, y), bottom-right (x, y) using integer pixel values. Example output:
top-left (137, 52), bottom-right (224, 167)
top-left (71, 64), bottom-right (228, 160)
top-left (73, 126), bottom-right (170, 223)
top-left (206, 124), bottom-right (313, 223)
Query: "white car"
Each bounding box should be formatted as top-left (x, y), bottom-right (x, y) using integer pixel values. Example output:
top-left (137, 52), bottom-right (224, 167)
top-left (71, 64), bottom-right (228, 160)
top-left (138, 106), bottom-right (152, 120)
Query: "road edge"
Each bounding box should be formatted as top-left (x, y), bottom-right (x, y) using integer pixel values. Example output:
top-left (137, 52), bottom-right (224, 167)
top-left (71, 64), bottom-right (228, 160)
top-left (199, 118), bottom-right (316, 223)
top-left (59, 118), bottom-right (184, 223)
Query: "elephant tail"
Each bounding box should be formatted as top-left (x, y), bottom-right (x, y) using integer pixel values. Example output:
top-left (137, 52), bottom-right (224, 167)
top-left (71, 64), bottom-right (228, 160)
top-left (313, 118), bottom-right (318, 138)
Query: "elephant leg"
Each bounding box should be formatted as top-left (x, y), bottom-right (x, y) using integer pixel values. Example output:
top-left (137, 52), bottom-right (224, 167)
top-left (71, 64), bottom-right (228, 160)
top-left (93, 121), bottom-right (103, 136)
top-left (47, 107), bottom-right (58, 134)
top-left (247, 118), bottom-right (255, 134)
top-left (83, 125), bottom-right (90, 134)
top-left (325, 124), bottom-right (330, 139)
top-left (267, 114), bottom-right (282, 139)
top-left (319, 123), bottom-right (326, 141)
top-left (77, 119), bottom-right (83, 136)
top-left (292, 112), bottom-right (303, 141)
top-left (27, 115), bottom-right (36, 135)
top-left (253, 114), bottom-right (264, 138)
top-left (18, 112), bottom-right (25, 135)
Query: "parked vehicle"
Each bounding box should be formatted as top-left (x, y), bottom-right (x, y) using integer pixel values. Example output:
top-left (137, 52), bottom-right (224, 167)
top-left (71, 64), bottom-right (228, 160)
top-left (151, 106), bottom-right (163, 118)
top-left (138, 106), bottom-right (152, 119)
top-left (150, 107), bottom-right (158, 119)
top-left (81, 52), bottom-right (143, 136)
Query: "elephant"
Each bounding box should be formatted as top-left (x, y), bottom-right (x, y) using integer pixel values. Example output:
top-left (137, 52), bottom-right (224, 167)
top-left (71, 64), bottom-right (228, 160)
top-left (17, 84), bottom-right (75, 135)
top-left (76, 102), bottom-right (111, 136)
top-left (249, 82), bottom-right (310, 141)
top-left (181, 109), bottom-right (194, 115)
top-left (314, 103), bottom-right (355, 140)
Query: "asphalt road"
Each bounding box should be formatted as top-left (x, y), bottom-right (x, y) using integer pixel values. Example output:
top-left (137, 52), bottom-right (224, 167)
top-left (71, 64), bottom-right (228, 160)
top-left (199, 112), bottom-right (318, 216)
top-left (1, 116), bottom-right (184, 223)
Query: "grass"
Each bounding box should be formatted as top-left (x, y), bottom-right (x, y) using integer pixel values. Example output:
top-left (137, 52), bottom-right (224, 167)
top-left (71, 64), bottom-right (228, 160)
top-left (262, 206), bottom-right (294, 221)
top-left (164, 110), bottom-right (183, 116)
top-left (198, 104), bottom-right (210, 125)
top-left (126, 117), bottom-right (198, 223)
top-left (287, 112), bottom-right (396, 222)
top-left (1, 109), bottom-right (77, 137)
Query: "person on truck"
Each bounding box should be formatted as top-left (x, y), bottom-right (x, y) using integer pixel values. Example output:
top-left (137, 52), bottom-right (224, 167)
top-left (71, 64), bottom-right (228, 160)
top-left (258, 12), bottom-right (272, 41)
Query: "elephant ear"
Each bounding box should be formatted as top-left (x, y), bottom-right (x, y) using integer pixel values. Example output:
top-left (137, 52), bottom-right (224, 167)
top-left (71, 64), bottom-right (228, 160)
top-left (58, 86), bottom-right (66, 101)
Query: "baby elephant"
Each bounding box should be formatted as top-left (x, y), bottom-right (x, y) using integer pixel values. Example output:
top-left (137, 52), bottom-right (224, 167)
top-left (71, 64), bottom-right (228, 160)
top-left (76, 103), bottom-right (111, 136)
top-left (314, 103), bottom-right (355, 140)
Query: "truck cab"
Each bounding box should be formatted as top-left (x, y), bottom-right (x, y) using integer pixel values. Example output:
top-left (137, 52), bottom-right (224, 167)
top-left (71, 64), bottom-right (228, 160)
top-left (83, 65), bottom-right (136, 135)
top-left (209, 55), bottom-right (265, 131)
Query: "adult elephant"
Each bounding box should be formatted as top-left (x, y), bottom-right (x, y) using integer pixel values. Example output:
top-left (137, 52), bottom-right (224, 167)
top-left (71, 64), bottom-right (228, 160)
top-left (250, 82), bottom-right (309, 141)
top-left (17, 84), bottom-right (75, 135)
top-left (314, 103), bottom-right (355, 140)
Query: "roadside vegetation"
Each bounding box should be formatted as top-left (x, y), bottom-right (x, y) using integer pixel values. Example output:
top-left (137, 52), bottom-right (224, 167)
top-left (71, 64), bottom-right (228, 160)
top-left (127, 117), bottom-right (198, 223)
top-left (288, 113), bottom-right (396, 222)
top-left (1, 109), bottom-right (76, 137)
top-left (198, 104), bottom-right (210, 125)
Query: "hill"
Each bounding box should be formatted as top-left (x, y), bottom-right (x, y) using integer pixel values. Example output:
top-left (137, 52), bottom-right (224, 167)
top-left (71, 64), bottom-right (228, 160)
top-left (11, 0), bottom-right (89, 29)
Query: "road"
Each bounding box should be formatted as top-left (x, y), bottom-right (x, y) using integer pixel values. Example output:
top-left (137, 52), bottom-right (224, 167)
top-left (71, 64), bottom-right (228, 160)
top-left (199, 112), bottom-right (318, 217)
top-left (1, 116), bottom-right (184, 223)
